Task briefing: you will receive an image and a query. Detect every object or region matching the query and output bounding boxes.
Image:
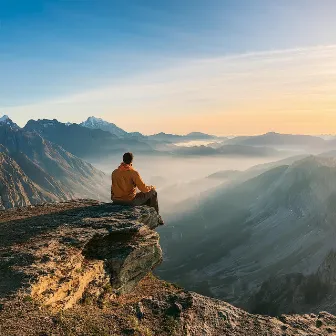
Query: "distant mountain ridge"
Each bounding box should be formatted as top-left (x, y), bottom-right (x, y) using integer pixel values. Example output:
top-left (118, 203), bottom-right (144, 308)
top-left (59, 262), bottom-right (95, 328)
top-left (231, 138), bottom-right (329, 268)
top-left (148, 131), bottom-right (221, 143)
top-left (2, 115), bottom-right (336, 163)
top-left (78, 116), bottom-right (221, 142)
top-left (24, 118), bottom-right (152, 159)
top-left (23, 116), bottom-right (226, 159)
top-left (174, 144), bottom-right (280, 157)
top-left (227, 131), bottom-right (327, 149)
top-left (5, 114), bottom-right (334, 151)
top-left (185, 132), bottom-right (219, 140)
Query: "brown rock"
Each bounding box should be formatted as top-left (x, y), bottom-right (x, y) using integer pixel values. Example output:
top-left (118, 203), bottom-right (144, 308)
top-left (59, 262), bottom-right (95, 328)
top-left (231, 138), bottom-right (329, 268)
top-left (0, 200), bottom-right (162, 311)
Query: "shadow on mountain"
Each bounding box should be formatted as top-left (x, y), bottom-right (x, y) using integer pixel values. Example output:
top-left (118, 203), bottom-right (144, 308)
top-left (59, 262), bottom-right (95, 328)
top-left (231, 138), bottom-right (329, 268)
top-left (156, 155), bottom-right (336, 316)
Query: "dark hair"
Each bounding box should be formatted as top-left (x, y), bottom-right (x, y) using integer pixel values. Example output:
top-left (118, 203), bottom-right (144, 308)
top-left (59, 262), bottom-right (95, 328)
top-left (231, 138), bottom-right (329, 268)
top-left (123, 152), bottom-right (134, 164)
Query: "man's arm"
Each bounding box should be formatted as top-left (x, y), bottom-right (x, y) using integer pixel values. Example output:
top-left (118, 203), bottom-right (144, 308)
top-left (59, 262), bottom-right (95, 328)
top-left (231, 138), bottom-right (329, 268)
top-left (134, 171), bottom-right (152, 193)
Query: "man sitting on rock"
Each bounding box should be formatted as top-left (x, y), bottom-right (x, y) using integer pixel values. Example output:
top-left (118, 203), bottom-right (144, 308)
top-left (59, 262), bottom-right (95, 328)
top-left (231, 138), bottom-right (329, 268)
top-left (111, 152), bottom-right (164, 224)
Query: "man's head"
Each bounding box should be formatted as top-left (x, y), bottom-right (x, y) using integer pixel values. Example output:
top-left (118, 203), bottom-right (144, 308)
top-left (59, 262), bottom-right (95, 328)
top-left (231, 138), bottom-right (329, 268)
top-left (123, 152), bottom-right (134, 165)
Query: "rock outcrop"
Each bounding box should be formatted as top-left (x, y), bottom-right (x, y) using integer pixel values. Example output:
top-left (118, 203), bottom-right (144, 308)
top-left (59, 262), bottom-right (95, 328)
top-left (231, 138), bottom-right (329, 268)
top-left (0, 200), bottom-right (162, 311)
top-left (1, 200), bottom-right (336, 336)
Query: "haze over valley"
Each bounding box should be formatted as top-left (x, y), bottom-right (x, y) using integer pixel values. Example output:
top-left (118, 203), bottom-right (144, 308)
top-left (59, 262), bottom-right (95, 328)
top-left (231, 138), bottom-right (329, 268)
top-left (3, 113), bottom-right (336, 215)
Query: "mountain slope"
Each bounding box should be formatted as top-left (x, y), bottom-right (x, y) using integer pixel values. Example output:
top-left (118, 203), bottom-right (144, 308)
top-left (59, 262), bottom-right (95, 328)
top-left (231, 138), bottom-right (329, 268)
top-left (157, 156), bottom-right (336, 315)
top-left (0, 120), bottom-right (109, 207)
top-left (0, 151), bottom-right (66, 209)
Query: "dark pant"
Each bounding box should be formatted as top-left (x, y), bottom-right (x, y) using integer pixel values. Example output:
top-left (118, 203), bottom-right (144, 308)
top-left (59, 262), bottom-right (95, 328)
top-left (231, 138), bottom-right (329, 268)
top-left (113, 190), bottom-right (159, 213)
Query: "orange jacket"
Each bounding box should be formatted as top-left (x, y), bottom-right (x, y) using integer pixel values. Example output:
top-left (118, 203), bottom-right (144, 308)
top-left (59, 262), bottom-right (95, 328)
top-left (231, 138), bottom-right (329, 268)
top-left (111, 163), bottom-right (151, 201)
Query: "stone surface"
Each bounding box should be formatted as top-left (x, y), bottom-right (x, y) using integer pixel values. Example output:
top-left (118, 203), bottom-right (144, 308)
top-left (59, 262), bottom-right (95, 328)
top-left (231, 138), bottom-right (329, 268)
top-left (0, 200), bottom-right (162, 310)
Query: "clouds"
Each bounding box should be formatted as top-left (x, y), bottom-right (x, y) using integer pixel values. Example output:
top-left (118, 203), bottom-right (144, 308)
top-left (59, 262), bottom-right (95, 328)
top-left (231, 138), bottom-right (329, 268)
top-left (2, 44), bottom-right (336, 135)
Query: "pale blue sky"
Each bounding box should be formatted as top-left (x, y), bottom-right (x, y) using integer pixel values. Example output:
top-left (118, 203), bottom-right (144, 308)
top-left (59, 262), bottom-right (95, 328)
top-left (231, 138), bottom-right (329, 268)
top-left (1, 0), bottom-right (336, 134)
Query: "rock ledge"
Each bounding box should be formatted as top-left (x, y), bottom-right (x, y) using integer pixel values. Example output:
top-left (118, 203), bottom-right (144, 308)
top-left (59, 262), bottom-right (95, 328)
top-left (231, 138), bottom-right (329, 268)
top-left (0, 200), bottom-right (162, 310)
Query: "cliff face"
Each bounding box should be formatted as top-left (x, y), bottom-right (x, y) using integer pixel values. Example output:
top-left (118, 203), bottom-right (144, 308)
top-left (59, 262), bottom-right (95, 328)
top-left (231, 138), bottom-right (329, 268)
top-left (1, 201), bottom-right (336, 336)
top-left (0, 200), bottom-right (162, 310)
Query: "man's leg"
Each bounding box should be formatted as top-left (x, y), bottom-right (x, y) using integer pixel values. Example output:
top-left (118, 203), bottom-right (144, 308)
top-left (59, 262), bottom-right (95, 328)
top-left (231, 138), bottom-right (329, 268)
top-left (146, 191), bottom-right (159, 214)
top-left (132, 190), bottom-right (159, 214)
top-left (133, 190), bottom-right (164, 225)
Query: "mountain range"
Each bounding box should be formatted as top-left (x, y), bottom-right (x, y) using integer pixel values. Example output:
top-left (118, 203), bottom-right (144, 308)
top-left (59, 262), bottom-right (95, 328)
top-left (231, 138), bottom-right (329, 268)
top-left (156, 155), bottom-right (336, 316)
top-left (79, 119), bottom-right (336, 152)
top-left (2, 115), bottom-right (335, 161)
top-left (74, 117), bottom-right (336, 159)
top-left (24, 118), bottom-right (152, 159)
top-left (80, 116), bottom-right (220, 143)
top-left (147, 131), bottom-right (221, 143)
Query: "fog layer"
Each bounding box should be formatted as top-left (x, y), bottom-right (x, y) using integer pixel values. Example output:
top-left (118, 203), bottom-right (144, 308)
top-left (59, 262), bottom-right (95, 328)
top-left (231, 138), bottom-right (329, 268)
top-left (91, 152), bottom-right (291, 214)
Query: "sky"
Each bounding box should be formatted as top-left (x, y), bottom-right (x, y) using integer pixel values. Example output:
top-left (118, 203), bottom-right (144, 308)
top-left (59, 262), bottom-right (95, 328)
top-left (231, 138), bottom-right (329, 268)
top-left (1, 0), bottom-right (336, 135)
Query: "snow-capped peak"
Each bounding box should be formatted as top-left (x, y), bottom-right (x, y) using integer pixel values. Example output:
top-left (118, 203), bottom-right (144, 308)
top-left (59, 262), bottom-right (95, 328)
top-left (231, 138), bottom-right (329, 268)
top-left (84, 116), bottom-right (109, 127)
top-left (0, 115), bottom-right (20, 129)
top-left (80, 116), bottom-right (128, 137)
top-left (0, 115), bottom-right (9, 122)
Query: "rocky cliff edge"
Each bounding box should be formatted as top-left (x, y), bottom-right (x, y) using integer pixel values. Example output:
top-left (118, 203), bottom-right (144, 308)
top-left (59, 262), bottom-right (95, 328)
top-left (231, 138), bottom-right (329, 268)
top-left (1, 200), bottom-right (336, 336)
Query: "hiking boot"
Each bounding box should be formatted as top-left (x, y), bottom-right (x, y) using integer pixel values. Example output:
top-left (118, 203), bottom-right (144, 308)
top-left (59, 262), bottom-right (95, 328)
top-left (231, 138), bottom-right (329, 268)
top-left (158, 215), bottom-right (165, 225)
